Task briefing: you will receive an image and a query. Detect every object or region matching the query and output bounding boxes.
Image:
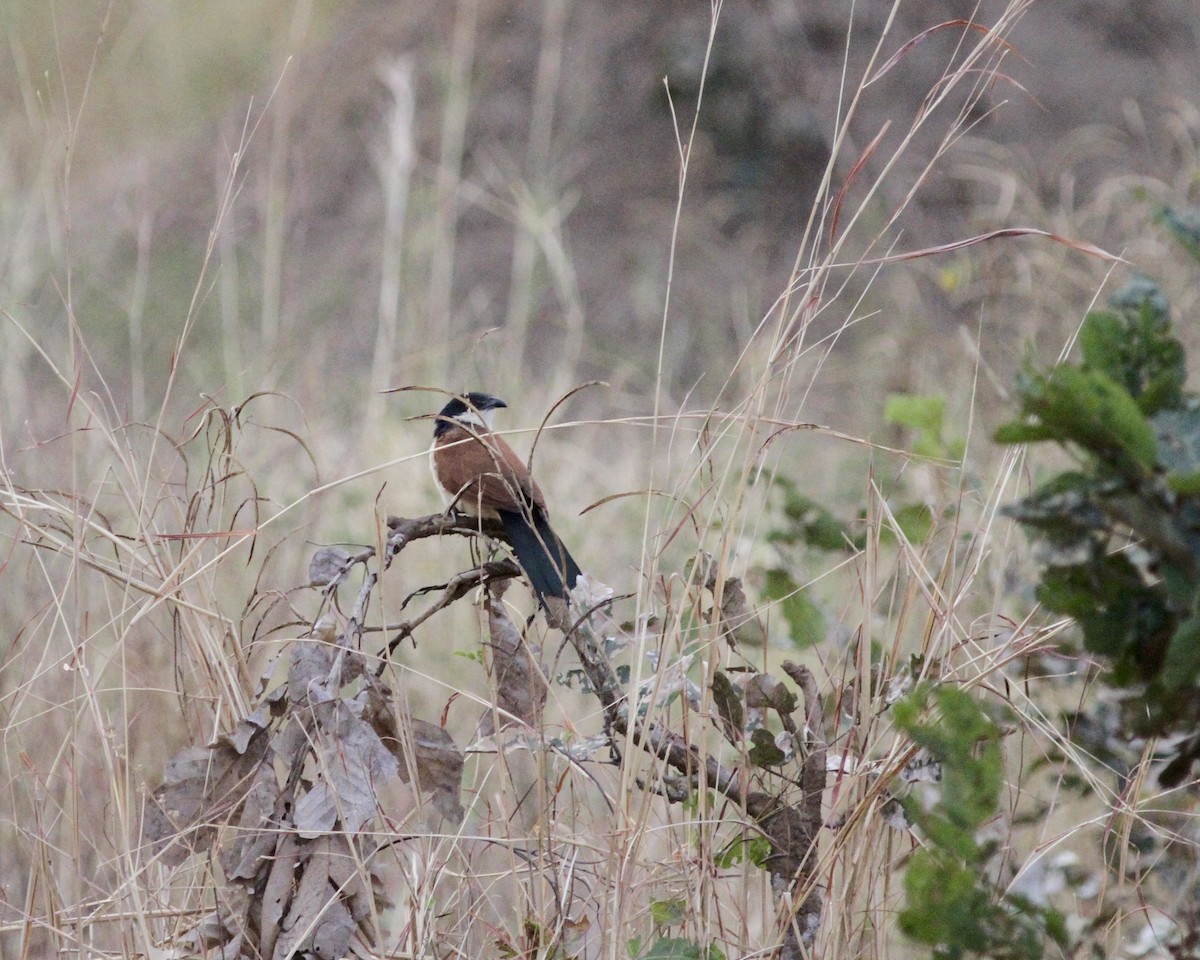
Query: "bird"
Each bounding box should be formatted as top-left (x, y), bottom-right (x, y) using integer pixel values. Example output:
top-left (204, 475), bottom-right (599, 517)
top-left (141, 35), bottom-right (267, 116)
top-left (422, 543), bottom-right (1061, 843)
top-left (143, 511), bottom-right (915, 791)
top-left (431, 391), bottom-right (582, 607)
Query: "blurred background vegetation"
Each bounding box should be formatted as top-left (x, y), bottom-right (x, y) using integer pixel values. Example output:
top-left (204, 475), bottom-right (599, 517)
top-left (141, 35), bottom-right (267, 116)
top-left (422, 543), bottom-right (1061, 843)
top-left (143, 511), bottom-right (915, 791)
top-left (4, 1), bottom-right (1198, 427)
top-left (3, 1), bottom-right (1200, 956)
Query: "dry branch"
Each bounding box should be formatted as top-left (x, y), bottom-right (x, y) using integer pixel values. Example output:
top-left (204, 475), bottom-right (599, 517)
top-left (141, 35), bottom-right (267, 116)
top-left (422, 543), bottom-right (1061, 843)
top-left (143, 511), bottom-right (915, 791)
top-left (383, 513), bottom-right (828, 952)
top-left (380, 512), bottom-right (830, 955)
top-left (145, 621), bottom-right (462, 957)
top-left (145, 510), bottom-right (829, 958)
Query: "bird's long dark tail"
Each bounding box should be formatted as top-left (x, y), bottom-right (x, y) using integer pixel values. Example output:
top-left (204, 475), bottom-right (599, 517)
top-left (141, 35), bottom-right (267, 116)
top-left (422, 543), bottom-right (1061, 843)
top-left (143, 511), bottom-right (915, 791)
top-left (498, 508), bottom-right (582, 604)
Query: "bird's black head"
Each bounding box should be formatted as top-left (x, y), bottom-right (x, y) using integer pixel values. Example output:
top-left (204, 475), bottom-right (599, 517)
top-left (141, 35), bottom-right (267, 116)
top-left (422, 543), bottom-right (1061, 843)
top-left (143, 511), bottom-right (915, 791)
top-left (433, 392), bottom-right (507, 437)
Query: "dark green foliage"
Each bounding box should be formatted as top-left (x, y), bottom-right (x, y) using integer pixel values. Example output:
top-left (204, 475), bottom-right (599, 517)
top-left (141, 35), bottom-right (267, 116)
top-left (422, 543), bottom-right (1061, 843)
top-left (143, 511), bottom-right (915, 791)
top-left (748, 727), bottom-right (787, 767)
top-left (758, 475), bottom-right (858, 649)
top-left (1076, 283), bottom-right (1184, 414)
top-left (1034, 555), bottom-right (1170, 678)
top-left (894, 688), bottom-right (1002, 854)
top-left (714, 834), bottom-right (772, 869)
top-left (996, 234), bottom-right (1200, 785)
top-left (994, 364), bottom-right (1158, 474)
top-left (649, 899), bottom-right (688, 927)
top-left (631, 937), bottom-right (725, 960)
top-left (761, 567), bottom-right (826, 647)
top-left (881, 502), bottom-right (936, 545)
top-left (767, 476), bottom-right (864, 552)
top-left (894, 686), bottom-right (1067, 960)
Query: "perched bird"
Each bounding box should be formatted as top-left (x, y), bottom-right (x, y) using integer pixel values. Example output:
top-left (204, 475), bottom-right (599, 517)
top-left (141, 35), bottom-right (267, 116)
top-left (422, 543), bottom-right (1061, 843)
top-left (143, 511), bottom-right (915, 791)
top-left (431, 392), bottom-right (581, 606)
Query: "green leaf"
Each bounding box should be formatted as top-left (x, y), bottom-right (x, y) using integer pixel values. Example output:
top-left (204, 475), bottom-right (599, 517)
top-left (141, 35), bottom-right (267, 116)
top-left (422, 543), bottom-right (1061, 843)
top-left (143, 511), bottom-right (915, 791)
top-left (1034, 557), bottom-right (1171, 678)
top-left (762, 568), bottom-right (825, 648)
top-left (1044, 908), bottom-right (1071, 949)
top-left (886, 392), bottom-right (952, 459)
top-left (1001, 472), bottom-right (1106, 562)
top-left (895, 686), bottom-right (1060, 960)
top-left (1079, 282), bottom-right (1185, 414)
top-left (639, 936), bottom-right (711, 960)
top-left (1166, 471), bottom-right (1200, 495)
top-left (714, 835), bottom-right (772, 869)
top-left (886, 392), bottom-right (945, 433)
top-left (893, 687), bottom-right (1003, 845)
top-left (1014, 364), bottom-right (1158, 473)
top-left (1160, 558), bottom-right (1200, 610)
top-left (1160, 615), bottom-right (1200, 690)
top-left (994, 421), bottom-right (1059, 445)
top-left (649, 898), bottom-right (687, 927)
top-left (1154, 407), bottom-right (1200, 476)
top-left (1077, 310), bottom-right (1126, 377)
top-left (1107, 274), bottom-right (1170, 320)
top-left (886, 502), bottom-right (934, 544)
top-left (898, 853), bottom-right (991, 951)
top-left (770, 483), bottom-right (862, 552)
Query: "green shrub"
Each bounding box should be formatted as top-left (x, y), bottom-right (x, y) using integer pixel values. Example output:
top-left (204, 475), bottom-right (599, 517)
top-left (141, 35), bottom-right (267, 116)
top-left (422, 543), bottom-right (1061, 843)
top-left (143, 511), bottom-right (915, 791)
top-left (996, 208), bottom-right (1200, 785)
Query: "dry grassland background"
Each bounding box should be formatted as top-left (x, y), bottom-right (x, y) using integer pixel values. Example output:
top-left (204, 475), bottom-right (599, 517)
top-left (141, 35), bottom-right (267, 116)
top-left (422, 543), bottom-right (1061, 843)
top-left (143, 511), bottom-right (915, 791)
top-left (1, 1), bottom-right (1199, 958)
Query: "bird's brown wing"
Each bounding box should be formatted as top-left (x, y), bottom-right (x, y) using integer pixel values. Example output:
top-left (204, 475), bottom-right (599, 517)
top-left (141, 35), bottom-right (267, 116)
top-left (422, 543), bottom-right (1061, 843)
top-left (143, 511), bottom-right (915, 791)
top-left (434, 425), bottom-right (546, 514)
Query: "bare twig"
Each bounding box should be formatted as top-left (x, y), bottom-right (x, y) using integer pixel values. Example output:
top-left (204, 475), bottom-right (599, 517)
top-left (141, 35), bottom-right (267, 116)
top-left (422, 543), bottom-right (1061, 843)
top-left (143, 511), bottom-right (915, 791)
top-left (379, 559), bottom-right (520, 666)
top-left (384, 510), bottom-right (507, 563)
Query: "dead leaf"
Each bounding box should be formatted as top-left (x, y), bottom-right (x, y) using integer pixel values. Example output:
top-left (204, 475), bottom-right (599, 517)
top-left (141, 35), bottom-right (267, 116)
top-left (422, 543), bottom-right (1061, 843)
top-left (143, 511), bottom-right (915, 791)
top-left (219, 761), bottom-right (282, 880)
top-left (401, 719), bottom-right (465, 824)
top-left (143, 718), bottom-right (270, 866)
top-left (743, 673), bottom-right (797, 715)
top-left (323, 833), bottom-right (380, 929)
top-left (711, 670), bottom-right (745, 744)
top-left (716, 578), bottom-right (768, 648)
top-left (478, 597), bottom-right (547, 736)
top-left (309, 547), bottom-right (353, 587)
top-left (288, 639), bottom-right (337, 706)
top-left (296, 701), bottom-right (400, 838)
top-left (273, 835), bottom-right (358, 960)
top-left (258, 830), bottom-right (302, 959)
top-left (294, 780), bottom-right (339, 838)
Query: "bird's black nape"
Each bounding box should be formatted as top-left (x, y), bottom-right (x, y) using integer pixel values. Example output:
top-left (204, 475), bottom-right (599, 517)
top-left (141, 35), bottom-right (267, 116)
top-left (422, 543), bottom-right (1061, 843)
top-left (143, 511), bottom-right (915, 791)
top-left (433, 392), bottom-right (507, 437)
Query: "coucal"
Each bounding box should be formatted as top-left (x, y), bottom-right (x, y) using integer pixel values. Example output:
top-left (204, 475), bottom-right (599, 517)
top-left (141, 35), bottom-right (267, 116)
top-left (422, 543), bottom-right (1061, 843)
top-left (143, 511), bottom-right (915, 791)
top-left (431, 392), bottom-right (582, 606)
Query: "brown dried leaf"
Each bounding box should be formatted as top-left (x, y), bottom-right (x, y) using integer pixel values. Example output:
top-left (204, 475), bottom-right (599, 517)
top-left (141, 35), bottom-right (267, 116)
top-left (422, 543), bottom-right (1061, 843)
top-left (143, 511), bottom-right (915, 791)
top-left (745, 791), bottom-right (820, 891)
top-left (323, 834), bottom-right (379, 928)
top-left (179, 908), bottom-right (240, 953)
top-left (359, 675), bottom-right (400, 741)
top-left (219, 761), bottom-right (282, 880)
top-left (258, 831), bottom-right (302, 960)
top-left (716, 578), bottom-right (768, 649)
top-left (225, 709), bottom-right (270, 753)
top-left (478, 598), bottom-right (547, 736)
top-left (294, 780), bottom-right (339, 837)
top-left (272, 836), bottom-right (358, 960)
top-left (694, 556), bottom-right (766, 648)
top-left (361, 675), bottom-right (464, 823)
top-left (743, 673), bottom-right (797, 715)
top-left (143, 716), bottom-right (271, 867)
top-left (403, 719), bottom-right (465, 824)
top-left (288, 638), bottom-right (337, 706)
top-left (309, 547), bottom-right (353, 587)
top-left (296, 702), bottom-right (400, 837)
